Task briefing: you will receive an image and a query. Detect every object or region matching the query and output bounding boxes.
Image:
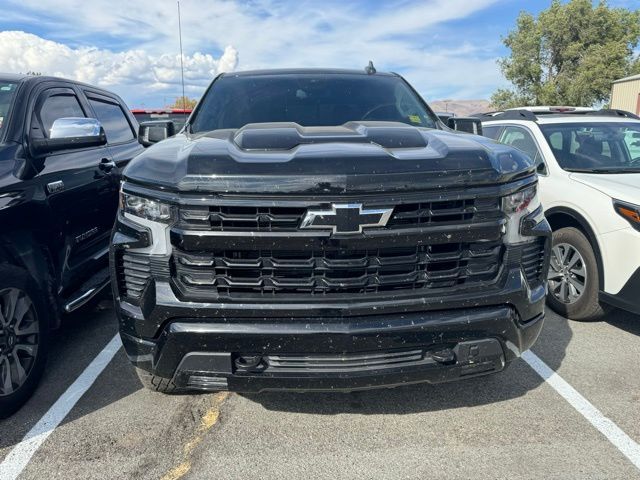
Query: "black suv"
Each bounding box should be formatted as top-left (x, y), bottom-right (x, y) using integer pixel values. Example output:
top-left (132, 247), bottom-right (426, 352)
top-left (0, 73), bottom-right (142, 415)
top-left (112, 68), bottom-right (550, 393)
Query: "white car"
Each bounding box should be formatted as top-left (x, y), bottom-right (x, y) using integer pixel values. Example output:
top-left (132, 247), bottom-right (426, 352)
top-left (482, 107), bottom-right (640, 320)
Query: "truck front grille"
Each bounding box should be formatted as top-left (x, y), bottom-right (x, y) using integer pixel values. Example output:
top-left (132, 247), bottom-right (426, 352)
top-left (178, 197), bottom-right (499, 232)
top-left (173, 241), bottom-right (503, 297)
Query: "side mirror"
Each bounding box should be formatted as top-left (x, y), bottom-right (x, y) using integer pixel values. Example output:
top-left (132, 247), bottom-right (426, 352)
top-left (138, 121), bottom-right (176, 147)
top-left (447, 117), bottom-right (483, 136)
top-left (30, 117), bottom-right (106, 156)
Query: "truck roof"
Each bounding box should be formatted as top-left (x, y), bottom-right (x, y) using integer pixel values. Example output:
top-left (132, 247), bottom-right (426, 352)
top-left (0, 72), bottom-right (30, 82)
top-left (221, 68), bottom-right (397, 77)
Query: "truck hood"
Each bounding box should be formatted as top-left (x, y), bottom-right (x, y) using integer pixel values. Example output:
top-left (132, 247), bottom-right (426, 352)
top-left (123, 122), bottom-right (535, 194)
top-left (570, 173), bottom-right (640, 205)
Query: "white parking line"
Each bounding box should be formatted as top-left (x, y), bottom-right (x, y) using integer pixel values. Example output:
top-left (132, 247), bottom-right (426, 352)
top-left (522, 349), bottom-right (640, 471)
top-left (0, 333), bottom-right (122, 480)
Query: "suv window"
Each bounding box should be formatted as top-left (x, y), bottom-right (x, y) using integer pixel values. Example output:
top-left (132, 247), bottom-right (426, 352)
top-left (89, 98), bottom-right (135, 144)
top-left (540, 122), bottom-right (640, 172)
top-left (39, 94), bottom-right (85, 137)
top-left (622, 128), bottom-right (640, 160)
top-left (498, 125), bottom-right (542, 164)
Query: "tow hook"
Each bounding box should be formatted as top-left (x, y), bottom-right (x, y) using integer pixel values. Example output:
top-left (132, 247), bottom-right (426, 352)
top-left (430, 348), bottom-right (456, 364)
top-left (234, 354), bottom-right (266, 372)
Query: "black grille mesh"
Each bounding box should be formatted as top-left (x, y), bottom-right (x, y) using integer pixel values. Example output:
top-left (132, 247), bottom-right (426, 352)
top-left (173, 241), bottom-right (503, 297)
top-left (178, 197), bottom-right (500, 232)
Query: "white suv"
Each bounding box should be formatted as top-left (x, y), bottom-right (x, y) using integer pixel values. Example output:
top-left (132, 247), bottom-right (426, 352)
top-left (482, 107), bottom-right (640, 320)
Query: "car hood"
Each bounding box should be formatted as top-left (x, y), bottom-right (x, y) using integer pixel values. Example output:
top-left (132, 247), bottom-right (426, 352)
top-left (570, 173), bottom-right (640, 205)
top-left (123, 121), bottom-right (535, 194)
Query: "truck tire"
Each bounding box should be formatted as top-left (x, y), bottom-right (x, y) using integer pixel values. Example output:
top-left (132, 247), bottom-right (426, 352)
top-left (0, 265), bottom-right (49, 418)
top-left (135, 367), bottom-right (177, 394)
top-left (546, 227), bottom-right (608, 321)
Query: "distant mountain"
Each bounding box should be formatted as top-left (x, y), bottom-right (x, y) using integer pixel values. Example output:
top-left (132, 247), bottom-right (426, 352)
top-left (428, 99), bottom-right (492, 117)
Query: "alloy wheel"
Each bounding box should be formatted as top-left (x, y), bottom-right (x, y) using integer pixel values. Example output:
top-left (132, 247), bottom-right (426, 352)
top-left (0, 288), bottom-right (39, 396)
top-left (548, 243), bottom-right (587, 304)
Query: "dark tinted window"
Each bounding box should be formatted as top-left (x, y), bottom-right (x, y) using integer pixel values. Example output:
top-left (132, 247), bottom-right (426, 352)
top-left (481, 125), bottom-right (501, 140)
top-left (89, 98), bottom-right (135, 143)
top-left (191, 74), bottom-right (437, 132)
top-left (40, 94), bottom-right (85, 136)
top-left (0, 80), bottom-right (19, 138)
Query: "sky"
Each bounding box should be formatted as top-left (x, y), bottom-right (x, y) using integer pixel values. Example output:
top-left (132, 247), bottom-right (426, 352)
top-left (0, 0), bottom-right (632, 107)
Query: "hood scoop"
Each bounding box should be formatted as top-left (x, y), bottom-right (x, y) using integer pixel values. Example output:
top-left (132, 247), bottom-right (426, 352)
top-left (231, 121), bottom-right (428, 151)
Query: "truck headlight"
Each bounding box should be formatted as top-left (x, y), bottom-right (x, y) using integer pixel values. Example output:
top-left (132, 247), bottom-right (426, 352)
top-left (502, 184), bottom-right (541, 244)
top-left (120, 191), bottom-right (172, 223)
top-left (613, 199), bottom-right (640, 231)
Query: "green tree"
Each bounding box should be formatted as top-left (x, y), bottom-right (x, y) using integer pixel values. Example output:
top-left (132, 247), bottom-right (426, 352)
top-left (492, 0), bottom-right (640, 109)
top-left (169, 96), bottom-right (198, 110)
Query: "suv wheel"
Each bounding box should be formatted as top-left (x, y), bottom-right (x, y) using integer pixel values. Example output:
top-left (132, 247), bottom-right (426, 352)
top-left (0, 265), bottom-right (49, 418)
top-left (546, 227), bottom-right (608, 321)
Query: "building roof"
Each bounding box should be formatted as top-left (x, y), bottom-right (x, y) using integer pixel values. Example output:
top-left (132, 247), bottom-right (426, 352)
top-left (612, 73), bottom-right (640, 84)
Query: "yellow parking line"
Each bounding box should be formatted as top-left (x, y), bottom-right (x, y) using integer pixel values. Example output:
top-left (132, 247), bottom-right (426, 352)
top-left (161, 392), bottom-right (229, 480)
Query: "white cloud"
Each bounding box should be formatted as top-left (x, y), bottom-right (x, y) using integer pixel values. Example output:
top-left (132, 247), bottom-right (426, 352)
top-left (0, 0), bottom-right (508, 105)
top-left (0, 31), bottom-right (238, 105)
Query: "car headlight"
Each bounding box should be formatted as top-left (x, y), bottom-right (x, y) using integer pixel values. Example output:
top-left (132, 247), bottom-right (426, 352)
top-left (120, 191), bottom-right (172, 223)
top-left (613, 199), bottom-right (640, 231)
top-left (502, 184), bottom-right (541, 244)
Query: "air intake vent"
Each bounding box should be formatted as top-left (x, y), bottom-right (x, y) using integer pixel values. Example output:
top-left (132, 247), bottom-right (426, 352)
top-left (522, 239), bottom-right (546, 286)
top-left (117, 253), bottom-right (151, 299)
top-left (265, 349), bottom-right (426, 373)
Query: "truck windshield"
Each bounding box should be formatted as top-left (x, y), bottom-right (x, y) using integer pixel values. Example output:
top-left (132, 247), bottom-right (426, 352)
top-left (0, 80), bottom-right (19, 139)
top-left (190, 73), bottom-right (437, 132)
top-left (540, 122), bottom-right (640, 173)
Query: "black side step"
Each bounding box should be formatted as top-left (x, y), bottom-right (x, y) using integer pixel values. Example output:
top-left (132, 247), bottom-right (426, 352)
top-left (63, 267), bottom-right (111, 313)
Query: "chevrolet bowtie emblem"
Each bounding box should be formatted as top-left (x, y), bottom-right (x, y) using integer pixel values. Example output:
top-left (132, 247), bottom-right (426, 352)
top-left (300, 203), bottom-right (393, 234)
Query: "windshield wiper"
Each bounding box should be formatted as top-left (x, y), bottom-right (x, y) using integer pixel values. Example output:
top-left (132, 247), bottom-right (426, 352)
top-left (564, 167), bottom-right (640, 174)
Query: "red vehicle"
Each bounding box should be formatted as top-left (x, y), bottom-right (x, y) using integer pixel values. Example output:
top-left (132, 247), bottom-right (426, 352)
top-left (131, 108), bottom-right (192, 131)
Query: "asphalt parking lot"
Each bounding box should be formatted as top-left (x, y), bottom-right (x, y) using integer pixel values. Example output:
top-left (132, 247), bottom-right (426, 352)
top-left (1, 294), bottom-right (639, 480)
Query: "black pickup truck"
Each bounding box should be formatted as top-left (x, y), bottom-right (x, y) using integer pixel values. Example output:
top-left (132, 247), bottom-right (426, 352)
top-left (112, 68), bottom-right (551, 393)
top-left (0, 73), bottom-right (142, 416)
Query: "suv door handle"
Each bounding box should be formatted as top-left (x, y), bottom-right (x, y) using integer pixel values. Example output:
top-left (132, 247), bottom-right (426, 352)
top-left (98, 158), bottom-right (116, 172)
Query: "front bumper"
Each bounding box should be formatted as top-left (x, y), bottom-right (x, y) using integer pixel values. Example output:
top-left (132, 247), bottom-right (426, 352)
top-left (600, 266), bottom-right (640, 315)
top-left (120, 304), bottom-right (544, 392)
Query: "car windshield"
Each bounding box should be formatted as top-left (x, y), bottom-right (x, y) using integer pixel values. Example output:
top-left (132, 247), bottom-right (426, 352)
top-left (0, 79), bottom-right (19, 139)
top-left (190, 73), bottom-right (437, 132)
top-left (540, 122), bottom-right (640, 173)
